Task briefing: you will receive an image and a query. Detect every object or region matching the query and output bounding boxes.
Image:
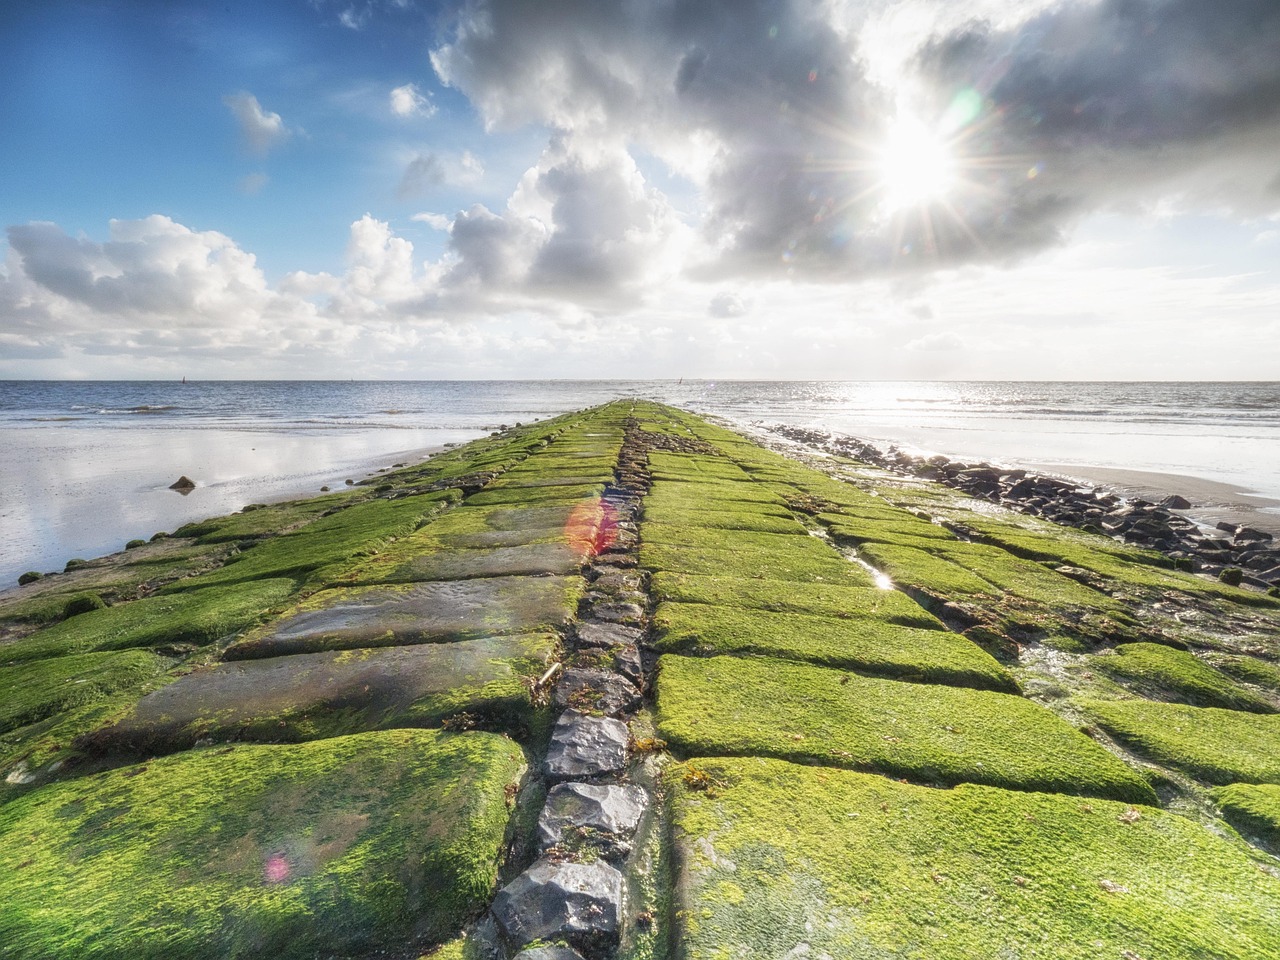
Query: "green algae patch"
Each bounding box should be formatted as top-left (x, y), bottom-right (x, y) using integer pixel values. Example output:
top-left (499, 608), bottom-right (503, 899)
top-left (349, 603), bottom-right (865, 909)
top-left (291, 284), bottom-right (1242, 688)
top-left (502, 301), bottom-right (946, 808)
top-left (464, 482), bottom-right (605, 506)
top-left (92, 633), bottom-right (556, 754)
top-left (167, 493), bottom-right (457, 591)
top-left (1214, 782), bottom-right (1280, 852)
top-left (1, 579), bottom-right (296, 665)
top-left (1083, 698), bottom-right (1280, 786)
top-left (1207, 653), bottom-right (1280, 698)
top-left (172, 492), bottom-right (364, 544)
top-left (669, 756), bottom-right (1280, 960)
top-left (226, 576), bottom-right (580, 659)
top-left (822, 514), bottom-right (960, 544)
top-left (0, 728), bottom-right (524, 959)
top-left (645, 480), bottom-right (788, 510)
top-left (641, 522), bottom-right (814, 550)
top-left (0, 650), bottom-right (170, 735)
top-left (657, 655), bottom-right (1153, 803)
top-left (642, 507), bottom-right (807, 535)
top-left (650, 573), bottom-right (942, 629)
top-left (855, 542), bottom-right (998, 596)
top-left (652, 602), bottom-right (1014, 692)
top-left (362, 542), bottom-right (587, 583)
top-left (640, 542), bottom-right (868, 586)
top-left (1093, 643), bottom-right (1275, 713)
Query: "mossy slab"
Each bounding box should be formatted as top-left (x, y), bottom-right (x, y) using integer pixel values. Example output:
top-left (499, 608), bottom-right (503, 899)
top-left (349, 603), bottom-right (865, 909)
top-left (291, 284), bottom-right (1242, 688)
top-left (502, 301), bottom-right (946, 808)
top-left (1, 579), bottom-right (296, 664)
top-left (1083, 698), bottom-right (1280, 786)
top-left (657, 655), bottom-right (1154, 802)
top-left (640, 543), bottom-right (869, 586)
top-left (360, 542), bottom-right (587, 583)
top-left (0, 728), bottom-right (523, 959)
top-left (1214, 782), bottom-right (1280, 851)
top-left (640, 507), bottom-right (807, 535)
top-left (0, 650), bottom-right (170, 735)
top-left (650, 573), bottom-right (943, 629)
top-left (651, 602), bottom-right (1015, 692)
top-left (166, 493), bottom-right (457, 590)
top-left (95, 633), bottom-right (556, 753)
top-left (645, 481), bottom-right (788, 509)
top-left (855, 542), bottom-right (998, 596)
top-left (670, 756), bottom-right (1280, 960)
top-left (463, 483), bottom-right (604, 507)
top-left (1093, 643), bottom-right (1275, 713)
top-left (226, 576), bottom-right (580, 659)
top-left (172, 492), bottom-right (364, 544)
top-left (822, 514), bottom-right (960, 543)
top-left (640, 523), bottom-right (815, 551)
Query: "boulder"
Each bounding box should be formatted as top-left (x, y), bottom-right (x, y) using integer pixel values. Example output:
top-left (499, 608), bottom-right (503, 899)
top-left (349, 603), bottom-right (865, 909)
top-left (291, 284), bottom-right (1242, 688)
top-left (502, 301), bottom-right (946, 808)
top-left (168, 475), bottom-right (196, 491)
top-left (576, 622), bottom-right (645, 649)
top-left (544, 711), bottom-right (629, 781)
top-left (1159, 494), bottom-right (1193, 510)
top-left (515, 947), bottom-right (585, 960)
top-left (491, 860), bottom-right (623, 949)
top-left (552, 668), bottom-right (642, 717)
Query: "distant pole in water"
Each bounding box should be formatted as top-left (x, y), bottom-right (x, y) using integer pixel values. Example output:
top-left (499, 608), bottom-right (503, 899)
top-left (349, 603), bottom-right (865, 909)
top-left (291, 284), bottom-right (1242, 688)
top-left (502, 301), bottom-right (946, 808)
top-left (181, 376), bottom-right (187, 384)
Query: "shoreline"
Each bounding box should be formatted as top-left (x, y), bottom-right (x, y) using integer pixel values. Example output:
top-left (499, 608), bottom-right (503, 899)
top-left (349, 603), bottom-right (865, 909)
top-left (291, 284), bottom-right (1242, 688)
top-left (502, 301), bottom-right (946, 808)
top-left (1027, 463), bottom-right (1280, 539)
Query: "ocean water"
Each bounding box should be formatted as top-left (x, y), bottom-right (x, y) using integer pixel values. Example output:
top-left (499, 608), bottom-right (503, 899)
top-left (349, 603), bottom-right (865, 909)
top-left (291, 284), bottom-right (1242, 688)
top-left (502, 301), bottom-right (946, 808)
top-left (2, 380), bottom-right (1277, 585)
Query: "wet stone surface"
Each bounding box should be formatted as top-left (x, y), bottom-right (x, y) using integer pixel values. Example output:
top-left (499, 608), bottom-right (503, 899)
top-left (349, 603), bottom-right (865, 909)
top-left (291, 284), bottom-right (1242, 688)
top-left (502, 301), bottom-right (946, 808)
top-left (575, 621), bottom-right (645, 649)
top-left (552, 668), bottom-right (642, 717)
top-left (491, 859), bottom-right (623, 950)
top-left (537, 782), bottom-right (649, 857)
top-left (514, 947), bottom-right (585, 960)
top-left (544, 711), bottom-right (630, 781)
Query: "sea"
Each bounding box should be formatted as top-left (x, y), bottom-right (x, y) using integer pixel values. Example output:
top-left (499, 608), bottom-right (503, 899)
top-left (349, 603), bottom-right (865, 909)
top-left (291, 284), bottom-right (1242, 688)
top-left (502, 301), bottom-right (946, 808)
top-left (2, 380), bottom-right (1278, 586)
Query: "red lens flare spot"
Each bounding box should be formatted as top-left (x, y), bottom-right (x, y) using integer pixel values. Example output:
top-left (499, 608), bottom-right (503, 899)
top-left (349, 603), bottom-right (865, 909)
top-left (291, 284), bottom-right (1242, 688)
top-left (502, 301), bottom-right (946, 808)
top-left (264, 854), bottom-right (290, 884)
top-left (565, 498), bottom-right (619, 558)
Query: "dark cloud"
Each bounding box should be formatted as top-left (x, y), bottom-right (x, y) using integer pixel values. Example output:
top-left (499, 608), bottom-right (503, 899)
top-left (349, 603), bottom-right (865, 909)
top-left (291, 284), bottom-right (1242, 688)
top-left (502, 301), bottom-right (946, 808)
top-left (397, 152), bottom-right (446, 199)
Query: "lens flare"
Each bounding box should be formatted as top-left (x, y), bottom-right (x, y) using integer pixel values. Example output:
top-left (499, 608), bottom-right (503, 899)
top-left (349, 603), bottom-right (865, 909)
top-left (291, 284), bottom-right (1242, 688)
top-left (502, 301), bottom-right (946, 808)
top-left (565, 497), bottom-right (619, 557)
top-left (264, 853), bottom-right (290, 884)
top-left (876, 114), bottom-right (955, 212)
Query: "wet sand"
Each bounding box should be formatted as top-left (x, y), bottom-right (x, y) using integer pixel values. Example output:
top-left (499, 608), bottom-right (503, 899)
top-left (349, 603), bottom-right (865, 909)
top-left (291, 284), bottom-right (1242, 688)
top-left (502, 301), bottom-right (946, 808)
top-left (1029, 463), bottom-right (1280, 537)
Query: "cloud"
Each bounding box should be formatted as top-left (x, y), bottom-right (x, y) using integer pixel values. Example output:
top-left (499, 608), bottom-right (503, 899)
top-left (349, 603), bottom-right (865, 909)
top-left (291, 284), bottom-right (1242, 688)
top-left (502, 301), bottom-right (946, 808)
top-left (223, 92), bottom-right (291, 154)
top-left (390, 82), bottom-right (434, 118)
top-left (424, 0), bottom-right (1280, 296)
top-left (906, 330), bottom-right (964, 352)
top-left (398, 153), bottom-right (445, 199)
top-left (412, 212), bottom-right (454, 231)
top-left (708, 291), bottom-right (749, 318)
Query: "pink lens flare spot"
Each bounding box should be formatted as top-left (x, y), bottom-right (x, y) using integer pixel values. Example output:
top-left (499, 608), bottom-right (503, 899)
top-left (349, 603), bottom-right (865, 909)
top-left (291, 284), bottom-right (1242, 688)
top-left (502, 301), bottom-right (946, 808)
top-left (565, 498), bottom-right (619, 558)
top-left (264, 854), bottom-right (290, 884)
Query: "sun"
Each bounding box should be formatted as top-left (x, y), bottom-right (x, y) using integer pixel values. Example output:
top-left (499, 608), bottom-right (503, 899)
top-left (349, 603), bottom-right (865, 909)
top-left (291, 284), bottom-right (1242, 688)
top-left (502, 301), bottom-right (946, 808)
top-left (875, 114), bottom-right (955, 212)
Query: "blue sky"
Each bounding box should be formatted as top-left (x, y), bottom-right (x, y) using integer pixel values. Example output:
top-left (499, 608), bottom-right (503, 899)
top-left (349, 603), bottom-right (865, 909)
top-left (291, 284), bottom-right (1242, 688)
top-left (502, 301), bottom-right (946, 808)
top-left (2, 0), bottom-right (1279, 379)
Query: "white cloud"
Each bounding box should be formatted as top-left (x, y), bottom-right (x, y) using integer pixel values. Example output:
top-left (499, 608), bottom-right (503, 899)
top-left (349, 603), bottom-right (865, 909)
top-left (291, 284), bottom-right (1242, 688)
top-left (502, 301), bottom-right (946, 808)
top-left (222, 92), bottom-right (291, 154)
top-left (412, 212), bottom-right (454, 231)
top-left (906, 330), bottom-right (964, 352)
top-left (708, 291), bottom-right (749, 318)
top-left (390, 82), bottom-right (434, 118)
top-left (237, 172), bottom-right (269, 195)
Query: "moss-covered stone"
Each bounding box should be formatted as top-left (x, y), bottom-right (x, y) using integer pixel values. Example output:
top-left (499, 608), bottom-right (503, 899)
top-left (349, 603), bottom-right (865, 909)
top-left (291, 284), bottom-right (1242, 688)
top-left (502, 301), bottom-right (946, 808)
top-left (1092, 643), bottom-right (1275, 712)
top-left (1, 579), bottom-right (296, 664)
top-left (669, 756), bottom-right (1280, 959)
top-left (1083, 698), bottom-right (1280, 786)
top-left (652, 602), bottom-right (1014, 692)
top-left (657, 655), bottom-right (1154, 803)
top-left (92, 632), bottom-right (556, 754)
top-left (226, 576), bottom-right (580, 659)
top-left (0, 728), bottom-right (523, 959)
top-left (1213, 782), bottom-right (1280, 852)
top-left (0, 650), bottom-right (170, 735)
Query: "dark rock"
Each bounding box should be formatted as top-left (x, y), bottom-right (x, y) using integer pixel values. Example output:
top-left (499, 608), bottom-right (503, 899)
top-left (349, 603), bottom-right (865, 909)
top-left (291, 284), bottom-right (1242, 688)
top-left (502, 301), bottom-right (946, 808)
top-left (1218, 567), bottom-right (1244, 587)
top-left (1216, 521), bottom-right (1240, 534)
top-left (552, 669), bottom-right (642, 717)
top-left (168, 475), bottom-right (196, 491)
top-left (515, 947), bottom-right (585, 960)
top-left (537, 782), bottom-right (649, 855)
top-left (64, 593), bottom-right (107, 617)
top-left (584, 600), bottom-right (645, 624)
top-left (576, 622), bottom-right (644, 649)
top-left (17, 571), bottom-right (43, 586)
top-left (544, 712), bottom-right (629, 780)
top-left (611, 644), bottom-right (644, 689)
top-left (1235, 527), bottom-right (1274, 543)
top-left (491, 860), bottom-right (622, 949)
top-left (125, 539), bottom-right (147, 550)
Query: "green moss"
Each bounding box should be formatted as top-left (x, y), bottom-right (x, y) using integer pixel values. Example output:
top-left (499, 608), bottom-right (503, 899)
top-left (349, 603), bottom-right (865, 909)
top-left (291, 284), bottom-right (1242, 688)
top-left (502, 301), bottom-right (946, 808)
top-left (650, 573), bottom-right (942, 628)
top-left (656, 655), bottom-right (1154, 803)
top-left (821, 514), bottom-right (959, 543)
top-left (645, 480), bottom-right (788, 510)
top-left (0, 650), bottom-right (170, 734)
top-left (63, 593), bottom-right (107, 617)
top-left (1084, 698), bottom-right (1280, 785)
top-left (1092, 643), bottom-right (1275, 712)
top-left (463, 482), bottom-right (605, 506)
top-left (94, 633), bottom-right (556, 754)
top-left (0, 728), bottom-right (523, 959)
top-left (641, 507), bottom-right (806, 535)
top-left (640, 543), bottom-right (869, 586)
top-left (641, 523), bottom-right (813, 551)
top-left (1208, 654), bottom-right (1280, 696)
top-left (172, 492), bottom-right (364, 544)
top-left (669, 757), bottom-right (1280, 960)
top-left (652, 602), bottom-right (1013, 692)
top-left (855, 542), bottom-right (997, 596)
top-left (1, 579), bottom-right (297, 664)
top-left (1213, 782), bottom-right (1280, 851)
top-left (165, 492), bottom-right (457, 591)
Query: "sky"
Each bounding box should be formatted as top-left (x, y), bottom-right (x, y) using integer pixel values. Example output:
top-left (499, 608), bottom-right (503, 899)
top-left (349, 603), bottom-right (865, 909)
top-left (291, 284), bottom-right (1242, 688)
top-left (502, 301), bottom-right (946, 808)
top-left (2, 0), bottom-right (1279, 380)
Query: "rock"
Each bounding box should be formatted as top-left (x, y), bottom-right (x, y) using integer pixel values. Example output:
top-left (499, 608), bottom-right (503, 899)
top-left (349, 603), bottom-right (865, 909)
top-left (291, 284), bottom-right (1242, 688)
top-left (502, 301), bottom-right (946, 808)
top-left (552, 668), bottom-right (642, 717)
top-left (1218, 567), bottom-right (1244, 587)
top-left (168, 475), bottom-right (196, 491)
top-left (63, 593), bottom-right (106, 617)
top-left (586, 600), bottom-right (646, 624)
top-left (544, 712), bottom-right (629, 781)
top-left (515, 947), bottom-right (586, 960)
top-left (17, 571), bottom-right (43, 586)
top-left (491, 859), bottom-right (623, 949)
top-left (612, 644), bottom-right (644, 689)
top-left (1216, 520), bottom-right (1240, 534)
top-left (1158, 494), bottom-right (1192, 510)
top-left (576, 622), bottom-right (645, 649)
top-left (538, 782), bottom-right (649, 856)
top-left (1235, 527), bottom-right (1274, 543)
